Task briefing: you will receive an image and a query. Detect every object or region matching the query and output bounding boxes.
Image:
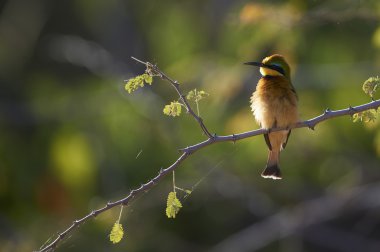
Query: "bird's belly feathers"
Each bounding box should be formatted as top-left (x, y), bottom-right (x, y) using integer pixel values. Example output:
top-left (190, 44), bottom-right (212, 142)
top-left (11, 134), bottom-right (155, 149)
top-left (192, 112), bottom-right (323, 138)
top-left (251, 86), bottom-right (298, 129)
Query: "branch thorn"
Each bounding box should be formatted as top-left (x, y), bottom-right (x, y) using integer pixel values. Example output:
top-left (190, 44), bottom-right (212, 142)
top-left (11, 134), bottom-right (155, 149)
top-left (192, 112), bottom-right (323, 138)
top-left (348, 105), bottom-right (357, 116)
top-left (307, 122), bottom-right (315, 130)
top-left (232, 134), bottom-right (237, 144)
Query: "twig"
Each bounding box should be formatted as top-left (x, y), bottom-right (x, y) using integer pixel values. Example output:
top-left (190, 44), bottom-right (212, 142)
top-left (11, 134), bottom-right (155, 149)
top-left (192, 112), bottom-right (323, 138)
top-left (37, 152), bottom-right (189, 252)
top-left (131, 57), bottom-right (213, 138)
top-left (37, 60), bottom-right (380, 252)
top-left (179, 99), bottom-right (380, 154)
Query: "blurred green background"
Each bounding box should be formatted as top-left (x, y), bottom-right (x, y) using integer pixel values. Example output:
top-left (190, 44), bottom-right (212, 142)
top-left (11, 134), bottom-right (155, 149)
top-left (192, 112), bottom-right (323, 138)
top-left (1, 0), bottom-right (380, 251)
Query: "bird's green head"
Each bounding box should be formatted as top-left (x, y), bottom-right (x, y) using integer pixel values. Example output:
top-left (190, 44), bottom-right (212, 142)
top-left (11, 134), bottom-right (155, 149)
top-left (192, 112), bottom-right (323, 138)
top-left (245, 54), bottom-right (291, 79)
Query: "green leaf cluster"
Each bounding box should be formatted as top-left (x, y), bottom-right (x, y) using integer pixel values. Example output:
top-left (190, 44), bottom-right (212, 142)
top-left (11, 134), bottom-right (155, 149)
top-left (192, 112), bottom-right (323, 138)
top-left (163, 101), bottom-right (182, 117)
top-left (124, 73), bottom-right (153, 93)
top-left (353, 110), bottom-right (377, 123)
top-left (353, 76), bottom-right (380, 123)
top-left (166, 191), bottom-right (182, 218)
top-left (362, 76), bottom-right (379, 99)
top-left (186, 89), bottom-right (209, 116)
top-left (109, 222), bottom-right (124, 244)
top-left (186, 89), bottom-right (209, 102)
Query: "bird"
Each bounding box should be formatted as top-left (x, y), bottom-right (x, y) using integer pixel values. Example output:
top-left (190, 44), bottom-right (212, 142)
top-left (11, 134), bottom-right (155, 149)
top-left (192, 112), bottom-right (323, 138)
top-left (245, 54), bottom-right (298, 180)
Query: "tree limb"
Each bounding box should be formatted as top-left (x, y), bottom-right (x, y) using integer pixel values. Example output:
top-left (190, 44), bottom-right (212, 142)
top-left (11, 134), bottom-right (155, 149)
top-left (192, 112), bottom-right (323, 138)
top-left (36, 59), bottom-right (380, 252)
top-left (131, 57), bottom-right (212, 138)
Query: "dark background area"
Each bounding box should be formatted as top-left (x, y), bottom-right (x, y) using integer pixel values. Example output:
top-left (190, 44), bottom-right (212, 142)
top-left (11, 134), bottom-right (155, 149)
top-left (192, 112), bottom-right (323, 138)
top-left (1, 0), bottom-right (380, 251)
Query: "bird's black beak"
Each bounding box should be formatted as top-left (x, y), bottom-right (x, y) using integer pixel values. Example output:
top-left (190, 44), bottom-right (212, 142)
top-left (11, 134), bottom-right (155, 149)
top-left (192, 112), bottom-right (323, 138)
top-left (244, 62), bottom-right (265, 67)
top-left (244, 61), bottom-right (285, 75)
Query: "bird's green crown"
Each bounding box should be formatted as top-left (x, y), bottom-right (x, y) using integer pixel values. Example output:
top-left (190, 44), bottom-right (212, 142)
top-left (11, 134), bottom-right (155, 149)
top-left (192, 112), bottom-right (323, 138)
top-left (262, 54), bottom-right (291, 78)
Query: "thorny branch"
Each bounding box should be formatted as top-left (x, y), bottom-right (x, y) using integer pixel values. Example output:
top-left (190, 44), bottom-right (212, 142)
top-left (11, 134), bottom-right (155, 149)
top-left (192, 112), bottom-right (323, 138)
top-left (131, 57), bottom-right (212, 138)
top-left (37, 59), bottom-right (380, 252)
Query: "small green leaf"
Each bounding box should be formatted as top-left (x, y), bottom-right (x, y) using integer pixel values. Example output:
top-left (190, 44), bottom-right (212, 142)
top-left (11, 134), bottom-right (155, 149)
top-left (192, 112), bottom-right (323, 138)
top-left (166, 191), bottom-right (182, 218)
top-left (353, 110), bottom-right (377, 123)
top-left (197, 90), bottom-right (209, 99)
top-left (363, 110), bottom-right (377, 122)
top-left (109, 222), bottom-right (124, 244)
top-left (352, 113), bottom-right (361, 123)
top-left (363, 76), bottom-right (379, 98)
top-left (163, 101), bottom-right (182, 117)
top-left (124, 73), bottom-right (154, 93)
top-left (186, 90), bottom-right (195, 100)
top-left (144, 74), bottom-right (153, 85)
top-left (185, 189), bottom-right (192, 195)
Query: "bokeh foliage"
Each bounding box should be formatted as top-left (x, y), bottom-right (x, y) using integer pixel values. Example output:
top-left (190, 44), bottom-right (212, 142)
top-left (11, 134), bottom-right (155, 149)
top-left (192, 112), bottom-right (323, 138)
top-left (1, 0), bottom-right (380, 251)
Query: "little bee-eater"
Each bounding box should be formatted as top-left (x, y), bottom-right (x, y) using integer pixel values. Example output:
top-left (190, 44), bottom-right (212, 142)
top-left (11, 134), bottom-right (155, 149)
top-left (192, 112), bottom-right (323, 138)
top-left (245, 54), bottom-right (298, 180)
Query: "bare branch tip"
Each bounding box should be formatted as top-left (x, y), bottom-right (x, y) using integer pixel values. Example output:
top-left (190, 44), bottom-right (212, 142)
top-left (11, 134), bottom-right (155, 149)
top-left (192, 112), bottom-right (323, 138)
top-left (131, 56), bottom-right (148, 66)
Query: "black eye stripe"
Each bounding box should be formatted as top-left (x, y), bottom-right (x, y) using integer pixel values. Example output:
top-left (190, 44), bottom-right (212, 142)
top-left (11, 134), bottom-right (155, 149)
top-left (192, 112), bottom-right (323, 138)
top-left (265, 64), bottom-right (285, 75)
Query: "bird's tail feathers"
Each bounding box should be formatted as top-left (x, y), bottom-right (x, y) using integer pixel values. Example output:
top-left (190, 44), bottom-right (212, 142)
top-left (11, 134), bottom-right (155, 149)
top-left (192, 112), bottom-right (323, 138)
top-left (261, 150), bottom-right (282, 180)
top-left (261, 164), bottom-right (282, 180)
